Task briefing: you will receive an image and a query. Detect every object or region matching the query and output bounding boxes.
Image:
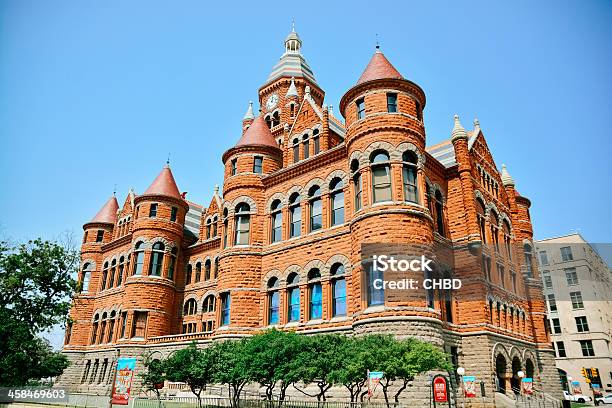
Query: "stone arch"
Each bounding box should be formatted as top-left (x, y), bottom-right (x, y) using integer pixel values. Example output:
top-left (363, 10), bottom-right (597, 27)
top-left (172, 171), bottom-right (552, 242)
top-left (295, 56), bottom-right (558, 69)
top-left (131, 237), bottom-right (151, 250)
top-left (81, 259), bottom-right (96, 270)
top-left (486, 202), bottom-right (500, 221)
top-left (183, 294), bottom-right (200, 314)
top-left (266, 192), bottom-right (286, 213)
top-left (262, 270), bottom-right (282, 290)
top-left (304, 177), bottom-right (327, 195)
top-left (426, 181), bottom-right (446, 203)
top-left (286, 185), bottom-right (304, 200)
top-left (363, 141), bottom-right (396, 161)
top-left (283, 264), bottom-right (304, 282)
top-left (229, 196), bottom-right (257, 215)
top-left (325, 254), bottom-right (352, 275)
top-left (303, 259), bottom-right (327, 278)
top-left (395, 142), bottom-right (425, 168)
top-left (189, 257), bottom-right (205, 268)
top-left (150, 237), bottom-right (175, 253)
top-left (349, 150), bottom-right (366, 169)
top-left (325, 169), bottom-right (348, 187)
top-left (474, 189), bottom-right (486, 204)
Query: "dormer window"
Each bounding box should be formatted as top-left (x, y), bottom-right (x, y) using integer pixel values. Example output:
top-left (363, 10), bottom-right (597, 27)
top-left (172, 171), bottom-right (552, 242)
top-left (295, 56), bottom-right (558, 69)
top-left (356, 98), bottom-right (366, 119)
top-left (387, 93), bottom-right (397, 113)
top-left (170, 207), bottom-right (178, 222)
top-left (231, 159), bottom-right (237, 176)
top-left (96, 230), bottom-right (104, 242)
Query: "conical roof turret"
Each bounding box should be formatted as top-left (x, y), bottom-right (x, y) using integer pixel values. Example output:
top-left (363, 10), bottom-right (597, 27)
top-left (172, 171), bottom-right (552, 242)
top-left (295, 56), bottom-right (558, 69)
top-left (356, 46), bottom-right (403, 85)
top-left (235, 116), bottom-right (279, 149)
top-left (143, 165), bottom-right (182, 199)
top-left (90, 195), bottom-right (119, 224)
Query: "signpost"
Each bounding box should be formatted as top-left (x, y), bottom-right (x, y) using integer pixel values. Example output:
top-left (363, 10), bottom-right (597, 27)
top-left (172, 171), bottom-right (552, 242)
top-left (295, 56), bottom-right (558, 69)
top-left (432, 374), bottom-right (449, 408)
top-left (111, 357), bottom-right (137, 406)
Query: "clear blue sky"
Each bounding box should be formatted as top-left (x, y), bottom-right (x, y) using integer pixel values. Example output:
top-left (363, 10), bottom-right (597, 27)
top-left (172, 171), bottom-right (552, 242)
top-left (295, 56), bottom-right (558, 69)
top-left (1, 1), bottom-right (611, 244)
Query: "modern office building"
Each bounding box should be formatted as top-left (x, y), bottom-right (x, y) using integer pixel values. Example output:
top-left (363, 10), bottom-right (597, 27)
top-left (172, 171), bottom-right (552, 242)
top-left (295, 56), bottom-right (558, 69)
top-left (536, 234), bottom-right (612, 396)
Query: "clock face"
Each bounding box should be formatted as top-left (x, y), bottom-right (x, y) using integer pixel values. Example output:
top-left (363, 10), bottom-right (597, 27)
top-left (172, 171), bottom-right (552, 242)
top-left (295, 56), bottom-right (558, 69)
top-left (266, 93), bottom-right (279, 110)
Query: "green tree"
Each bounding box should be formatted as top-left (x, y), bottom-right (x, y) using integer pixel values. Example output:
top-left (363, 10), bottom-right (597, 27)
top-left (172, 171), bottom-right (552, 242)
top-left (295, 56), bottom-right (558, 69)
top-left (210, 339), bottom-right (251, 408)
top-left (140, 353), bottom-right (166, 408)
top-left (330, 336), bottom-right (370, 402)
top-left (0, 238), bottom-right (77, 386)
top-left (165, 343), bottom-right (213, 408)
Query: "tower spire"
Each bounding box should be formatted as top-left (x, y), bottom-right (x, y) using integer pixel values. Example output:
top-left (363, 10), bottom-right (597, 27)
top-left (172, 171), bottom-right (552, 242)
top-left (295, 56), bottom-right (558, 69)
top-left (451, 114), bottom-right (468, 142)
top-left (243, 101), bottom-right (255, 120)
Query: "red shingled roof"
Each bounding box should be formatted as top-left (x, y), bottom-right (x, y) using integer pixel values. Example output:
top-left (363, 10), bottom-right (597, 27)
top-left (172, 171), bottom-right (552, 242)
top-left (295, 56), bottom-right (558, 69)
top-left (235, 116), bottom-right (279, 149)
top-left (90, 196), bottom-right (119, 224)
top-left (144, 166), bottom-right (182, 199)
top-left (356, 49), bottom-right (403, 85)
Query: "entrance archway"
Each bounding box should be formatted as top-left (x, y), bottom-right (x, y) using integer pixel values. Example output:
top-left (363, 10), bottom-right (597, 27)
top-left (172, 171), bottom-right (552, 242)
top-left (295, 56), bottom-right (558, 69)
top-left (496, 354), bottom-right (507, 394)
top-left (511, 357), bottom-right (521, 393)
top-left (558, 369), bottom-right (569, 392)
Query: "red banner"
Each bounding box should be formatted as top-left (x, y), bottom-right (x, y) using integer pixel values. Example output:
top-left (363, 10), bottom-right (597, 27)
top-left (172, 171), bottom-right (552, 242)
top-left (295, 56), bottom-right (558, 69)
top-left (111, 357), bottom-right (136, 405)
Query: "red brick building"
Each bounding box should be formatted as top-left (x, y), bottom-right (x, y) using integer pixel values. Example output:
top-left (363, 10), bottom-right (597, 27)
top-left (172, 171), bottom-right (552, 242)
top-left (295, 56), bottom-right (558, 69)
top-left (59, 28), bottom-right (562, 404)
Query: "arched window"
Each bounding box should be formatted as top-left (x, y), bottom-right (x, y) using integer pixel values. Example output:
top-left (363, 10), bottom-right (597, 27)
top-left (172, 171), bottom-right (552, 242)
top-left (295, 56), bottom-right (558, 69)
top-left (223, 208), bottom-right (229, 248)
top-left (265, 115), bottom-right (272, 129)
top-left (186, 264), bottom-right (193, 285)
top-left (220, 292), bottom-right (231, 326)
top-left (107, 311), bottom-right (116, 343)
top-left (99, 313), bottom-right (107, 344)
top-left (101, 262), bottom-right (108, 291)
top-left (184, 299), bottom-right (197, 316)
top-left (289, 193), bottom-right (301, 238)
top-left (490, 211), bottom-right (500, 252)
top-left (272, 111), bottom-right (280, 127)
top-left (402, 151), bottom-right (418, 203)
top-left (303, 135), bottom-right (310, 159)
top-left (370, 151), bottom-right (392, 203)
top-left (234, 203), bottom-right (251, 245)
top-left (91, 314), bottom-right (99, 344)
top-left (149, 242), bottom-right (165, 276)
top-left (213, 258), bottom-right (219, 279)
top-left (133, 242), bottom-right (145, 275)
top-left (81, 263), bottom-right (93, 293)
top-left (203, 295), bottom-right (215, 313)
top-left (206, 219), bottom-right (211, 239)
top-left (476, 198), bottom-right (487, 244)
top-left (287, 273), bottom-right (300, 322)
top-left (292, 138), bottom-right (300, 163)
top-left (195, 262), bottom-right (202, 283)
top-left (117, 257), bottom-right (124, 286)
top-left (204, 260), bottom-right (211, 281)
top-left (313, 129), bottom-right (320, 154)
top-left (434, 190), bottom-right (445, 236)
top-left (309, 186), bottom-right (322, 232)
top-left (329, 178), bottom-right (345, 226)
top-left (351, 159), bottom-right (362, 211)
top-left (330, 264), bottom-right (346, 317)
top-left (503, 220), bottom-right (512, 260)
top-left (271, 199), bottom-right (283, 243)
top-left (523, 244), bottom-right (534, 278)
top-left (108, 259), bottom-right (116, 288)
top-left (267, 277), bottom-right (280, 325)
top-left (308, 269), bottom-right (322, 320)
top-left (212, 216), bottom-right (218, 237)
top-left (168, 247), bottom-right (177, 280)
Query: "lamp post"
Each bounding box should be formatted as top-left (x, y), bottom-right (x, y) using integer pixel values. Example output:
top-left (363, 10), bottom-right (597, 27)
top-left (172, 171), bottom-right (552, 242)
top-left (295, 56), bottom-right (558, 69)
top-left (457, 367), bottom-right (465, 408)
top-left (567, 376), bottom-right (573, 395)
top-left (517, 370), bottom-right (525, 398)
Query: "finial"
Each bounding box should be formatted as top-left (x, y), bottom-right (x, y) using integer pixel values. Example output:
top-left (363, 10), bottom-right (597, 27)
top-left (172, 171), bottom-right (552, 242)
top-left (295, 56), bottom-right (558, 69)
top-left (292, 17), bottom-right (295, 32)
top-left (451, 114), bottom-right (468, 142)
top-left (113, 184), bottom-right (117, 196)
top-left (375, 33), bottom-right (380, 50)
top-left (305, 85), bottom-right (311, 95)
top-left (243, 101), bottom-right (255, 120)
top-left (165, 153), bottom-right (171, 167)
top-left (286, 77), bottom-right (298, 97)
top-left (473, 118), bottom-right (480, 128)
top-left (501, 164), bottom-right (515, 187)
top-left (214, 184), bottom-right (219, 194)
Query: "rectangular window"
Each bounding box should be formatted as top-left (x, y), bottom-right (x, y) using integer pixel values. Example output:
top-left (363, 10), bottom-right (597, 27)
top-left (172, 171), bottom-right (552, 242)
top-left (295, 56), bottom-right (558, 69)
top-left (570, 291), bottom-right (584, 309)
top-left (313, 136), bottom-right (320, 154)
top-left (556, 341), bottom-right (566, 357)
top-left (131, 311), bottom-right (147, 338)
top-left (253, 156), bottom-right (263, 173)
top-left (293, 144), bottom-right (299, 163)
top-left (120, 312), bottom-right (127, 338)
top-left (565, 267), bottom-right (579, 285)
top-left (551, 318), bottom-right (561, 334)
top-left (83, 231), bottom-right (88, 243)
top-left (543, 272), bottom-right (553, 289)
top-left (96, 230), bottom-right (104, 242)
top-left (170, 207), bottom-right (178, 222)
top-left (303, 140), bottom-right (310, 159)
top-left (547, 294), bottom-right (557, 312)
top-left (288, 287), bottom-right (300, 322)
top-left (82, 271), bottom-right (91, 292)
top-left (561, 246), bottom-right (573, 261)
top-left (354, 174), bottom-right (362, 211)
top-left (149, 203), bottom-right (158, 218)
top-left (575, 316), bottom-right (589, 332)
top-left (498, 264), bottom-right (505, 288)
top-left (310, 198), bottom-right (322, 231)
top-left (387, 93), bottom-right (398, 113)
top-left (356, 98), bottom-right (366, 119)
top-left (367, 264), bottom-right (385, 306)
top-left (290, 206), bottom-right (301, 238)
top-left (231, 159), bottom-right (237, 176)
top-left (539, 251), bottom-right (549, 266)
top-left (220, 293), bottom-right (230, 326)
top-left (580, 340), bottom-right (595, 357)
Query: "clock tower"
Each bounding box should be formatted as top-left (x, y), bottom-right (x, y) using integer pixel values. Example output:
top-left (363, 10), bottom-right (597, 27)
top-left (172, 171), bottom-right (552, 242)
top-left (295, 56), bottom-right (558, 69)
top-left (258, 25), bottom-right (325, 135)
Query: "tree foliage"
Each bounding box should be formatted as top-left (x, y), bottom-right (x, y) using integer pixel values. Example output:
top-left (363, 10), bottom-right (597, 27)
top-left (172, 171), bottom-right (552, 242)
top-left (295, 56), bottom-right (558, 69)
top-left (146, 330), bottom-right (450, 407)
top-left (0, 238), bottom-right (77, 386)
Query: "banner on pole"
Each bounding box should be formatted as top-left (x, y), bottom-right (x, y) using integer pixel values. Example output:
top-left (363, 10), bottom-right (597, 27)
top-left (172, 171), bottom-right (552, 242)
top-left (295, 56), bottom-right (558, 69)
top-left (521, 378), bottom-right (533, 395)
top-left (463, 376), bottom-right (476, 398)
top-left (111, 357), bottom-right (137, 405)
top-left (571, 381), bottom-right (582, 395)
top-left (367, 371), bottom-right (384, 396)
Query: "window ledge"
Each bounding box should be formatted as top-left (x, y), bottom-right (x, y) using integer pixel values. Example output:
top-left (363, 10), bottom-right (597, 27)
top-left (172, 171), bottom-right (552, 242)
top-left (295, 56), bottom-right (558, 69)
top-left (305, 319), bottom-right (324, 326)
top-left (329, 316), bottom-right (349, 323)
top-left (285, 321), bottom-right (301, 327)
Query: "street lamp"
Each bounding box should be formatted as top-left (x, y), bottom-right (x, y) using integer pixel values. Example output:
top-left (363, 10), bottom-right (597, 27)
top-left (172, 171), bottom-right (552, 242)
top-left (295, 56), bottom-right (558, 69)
top-left (567, 376), bottom-right (573, 394)
top-left (457, 367), bottom-right (465, 408)
top-left (517, 371), bottom-right (525, 396)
